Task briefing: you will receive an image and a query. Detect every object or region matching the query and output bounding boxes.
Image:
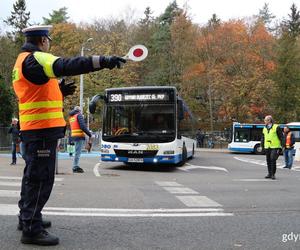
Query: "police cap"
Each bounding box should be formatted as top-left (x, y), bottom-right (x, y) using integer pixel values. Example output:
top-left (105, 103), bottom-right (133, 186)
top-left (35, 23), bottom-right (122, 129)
top-left (22, 25), bottom-right (53, 41)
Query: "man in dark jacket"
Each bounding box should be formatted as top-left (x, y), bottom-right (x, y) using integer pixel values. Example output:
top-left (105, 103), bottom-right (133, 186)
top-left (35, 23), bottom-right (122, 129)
top-left (8, 118), bottom-right (20, 165)
top-left (69, 106), bottom-right (91, 173)
top-left (283, 126), bottom-right (295, 169)
top-left (13, 25), bottom-right (126, 246)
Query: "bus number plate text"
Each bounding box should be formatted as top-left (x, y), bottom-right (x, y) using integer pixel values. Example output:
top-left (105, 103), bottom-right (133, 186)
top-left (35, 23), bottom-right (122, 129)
top-left (128, 158), bottom-right (144, 163)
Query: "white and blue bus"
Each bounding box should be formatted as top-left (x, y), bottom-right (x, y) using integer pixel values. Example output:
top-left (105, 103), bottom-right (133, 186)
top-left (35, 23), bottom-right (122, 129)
top-left (90, 86), bottom-right (196, 165)
top-left (228, 122), bottom-right (300, 154)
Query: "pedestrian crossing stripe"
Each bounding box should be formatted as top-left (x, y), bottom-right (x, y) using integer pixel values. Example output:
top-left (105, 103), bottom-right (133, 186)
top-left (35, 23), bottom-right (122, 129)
top-left (0, 204), bottom-right (233, 217)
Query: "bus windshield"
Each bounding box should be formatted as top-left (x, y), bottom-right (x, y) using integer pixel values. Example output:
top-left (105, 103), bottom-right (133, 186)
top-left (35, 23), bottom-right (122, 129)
top-left (234, 127), bottom-right (262, 143)
top-left (103, 103), bottom-right (176, 143)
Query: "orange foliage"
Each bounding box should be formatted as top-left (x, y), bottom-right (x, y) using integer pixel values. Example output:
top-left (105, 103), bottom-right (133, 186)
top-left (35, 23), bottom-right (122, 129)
top-left (183, 63), bottom-right (206, 81)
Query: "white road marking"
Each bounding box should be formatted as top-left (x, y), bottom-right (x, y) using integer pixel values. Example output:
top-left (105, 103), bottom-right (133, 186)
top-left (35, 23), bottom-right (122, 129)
top-left (42, 212), bottom-right (233, 217)
top-left (0, 176), bottom-right (64, 181)
top-left (180, 163), bottom-right (228, 173)
top-left (0, 190), bottom-right (19, 197)
top-left (0, 181), bottom-right (21, 187)
top-left (233, 179), bottom-right (276, 182)
top-left (93, 162), bottom-right (101, 177)
top-left (163, 187), bottom-right (199, 194)
top-left (0, 204), bottom-right (233, 217)
top-left (155, 181), bottom-right (226, 210)
top-left (233, 157), bottom-right (285, 168)
top-left (155, 181), bottom-right (183, 187)
top-left (176, 196), bottom-right (222, 207)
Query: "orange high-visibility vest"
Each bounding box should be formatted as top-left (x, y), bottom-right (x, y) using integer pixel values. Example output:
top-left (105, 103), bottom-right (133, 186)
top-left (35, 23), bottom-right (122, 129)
top-left (12, 52), bottom-right (66, 131)
top-left (286, 132), bottom-right (292, 148)
top-left (69, 114), bottom-right (85, 137)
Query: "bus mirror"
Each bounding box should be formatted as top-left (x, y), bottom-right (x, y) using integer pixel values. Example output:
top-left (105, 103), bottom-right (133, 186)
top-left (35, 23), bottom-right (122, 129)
top-left (178, 100), bottom-right (184, 120)
top-left (89, 94), bottom-right (105, 114)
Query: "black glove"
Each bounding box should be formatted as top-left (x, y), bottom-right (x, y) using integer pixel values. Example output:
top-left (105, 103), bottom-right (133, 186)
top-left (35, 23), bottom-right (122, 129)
top-left (59, 78), bottom-right (76, 97)
top-left (99, 56), bottom-right (126, 69)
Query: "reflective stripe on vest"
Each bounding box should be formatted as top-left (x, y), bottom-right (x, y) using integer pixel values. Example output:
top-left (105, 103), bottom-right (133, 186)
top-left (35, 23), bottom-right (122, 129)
top-left (33, 51), bottom-right (59, 78)
top-left (263, 124), bottom-right (281, 149)
top-left (69, 114), bottom-right (85, 137)
top-left (12, 52), bottom-right (66, 131)
top-left (286, 132), bottom-right (292, 148)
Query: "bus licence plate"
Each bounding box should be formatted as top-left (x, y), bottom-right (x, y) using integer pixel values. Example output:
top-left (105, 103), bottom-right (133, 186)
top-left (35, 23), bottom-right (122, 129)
top-left (128, 158), bottom-right (144, 163)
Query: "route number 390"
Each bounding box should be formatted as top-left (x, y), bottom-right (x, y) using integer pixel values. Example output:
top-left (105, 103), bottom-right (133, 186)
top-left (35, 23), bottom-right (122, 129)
top-left (110, 94), bottom-right (122, 102)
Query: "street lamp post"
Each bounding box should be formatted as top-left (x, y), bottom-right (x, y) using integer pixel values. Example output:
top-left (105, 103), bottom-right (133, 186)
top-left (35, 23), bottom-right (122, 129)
top-left (79, 38), bottom-right (93, 111)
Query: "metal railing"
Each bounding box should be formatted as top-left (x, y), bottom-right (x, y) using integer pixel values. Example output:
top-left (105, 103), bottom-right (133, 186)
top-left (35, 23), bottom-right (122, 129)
top-left (1, 127), bottom-right (229, 151)
top-left (0, 127), bottom-right (11, 151)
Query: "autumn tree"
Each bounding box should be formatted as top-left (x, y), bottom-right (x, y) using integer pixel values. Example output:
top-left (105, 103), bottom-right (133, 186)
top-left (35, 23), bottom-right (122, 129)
top-left (130, 7), bottom-right (156, 85)
top-left (191, 20), bottom-right (276, 129)
top-left (0, 75), bottom-right (14, 126)
top-left (43, 7), bottom-right (69, 25)
top-left (256, 3), bottom-right (275, 32)
top-left (5, 0), bottom-right (30, 47)
top-left (208, 14), bottom-right (221, 29)
top-left (272, 3), bottom-right (300, 122)
top-left (144, 1), bottom-right (182, 85)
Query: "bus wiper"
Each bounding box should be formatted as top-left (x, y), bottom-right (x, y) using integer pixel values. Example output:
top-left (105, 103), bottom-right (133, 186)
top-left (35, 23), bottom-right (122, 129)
top-left (132, 131), bottom-right (175, 136)
top-left (103, 134), bottom-right (132, 139)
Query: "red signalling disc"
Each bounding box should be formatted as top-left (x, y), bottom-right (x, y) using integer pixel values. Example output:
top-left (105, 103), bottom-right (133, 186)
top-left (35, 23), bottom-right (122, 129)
top-left (125, 45), bottom-right (148, 61)
top-left (133, 48), bottom-right (144, 57)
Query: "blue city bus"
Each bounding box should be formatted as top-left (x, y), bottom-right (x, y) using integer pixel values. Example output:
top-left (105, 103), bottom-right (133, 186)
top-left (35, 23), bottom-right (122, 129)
top-left (228, 122), bottom-right (300, 154)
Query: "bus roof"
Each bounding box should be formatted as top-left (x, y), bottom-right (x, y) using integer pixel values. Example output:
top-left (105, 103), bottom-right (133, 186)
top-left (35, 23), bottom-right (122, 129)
top-left (286, 122), bottom-right (300, 126)
top-left (233, 122), bottom-right (300, 129)
top-left (105, 86), bottom-right (177, 92)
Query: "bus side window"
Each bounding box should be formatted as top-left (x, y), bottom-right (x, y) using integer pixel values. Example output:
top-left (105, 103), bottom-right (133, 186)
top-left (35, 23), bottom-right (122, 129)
top-left (242, 134), bottom-right (248, 142)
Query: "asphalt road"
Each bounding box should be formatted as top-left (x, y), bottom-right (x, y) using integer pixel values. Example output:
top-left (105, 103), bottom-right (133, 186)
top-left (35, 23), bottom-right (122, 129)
top-left (0, 150), bottom-right (299, 250)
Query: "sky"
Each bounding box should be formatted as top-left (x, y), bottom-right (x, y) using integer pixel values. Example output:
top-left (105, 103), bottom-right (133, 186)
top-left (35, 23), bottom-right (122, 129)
top-left (1, 0), bottom-right (300, 31)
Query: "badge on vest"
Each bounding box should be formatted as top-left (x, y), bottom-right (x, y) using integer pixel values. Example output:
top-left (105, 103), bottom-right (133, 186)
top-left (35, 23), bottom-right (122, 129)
top-left (37, 149), bottom-right (51, 157)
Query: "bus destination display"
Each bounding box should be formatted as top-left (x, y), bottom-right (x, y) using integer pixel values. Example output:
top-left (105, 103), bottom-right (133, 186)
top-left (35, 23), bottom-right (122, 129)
top-left (109, 93), bottom-right (170, 102)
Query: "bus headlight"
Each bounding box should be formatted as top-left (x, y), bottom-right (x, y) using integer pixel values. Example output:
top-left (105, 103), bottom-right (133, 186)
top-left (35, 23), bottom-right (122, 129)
top-left (115, 157), bottom-right (119, 161)
top-left (163, 151), bottom-right (174, 155)
top-left (153, 158), bottom-right (158, 163)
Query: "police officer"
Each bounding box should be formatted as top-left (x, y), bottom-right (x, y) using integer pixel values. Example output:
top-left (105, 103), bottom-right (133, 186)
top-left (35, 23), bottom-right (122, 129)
top-left (261, 115), bottom-right (283, 180)
top-left (12, 25), bottom-right (126, 246)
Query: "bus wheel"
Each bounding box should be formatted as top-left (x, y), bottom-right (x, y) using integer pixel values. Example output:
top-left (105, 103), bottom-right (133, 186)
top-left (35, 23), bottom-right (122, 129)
top-left (177, 145), bottom-right (187, 167)
top-left (254, 144), bottom-right (264, 155)
top-left (189, 144), bottom-right (195, 159)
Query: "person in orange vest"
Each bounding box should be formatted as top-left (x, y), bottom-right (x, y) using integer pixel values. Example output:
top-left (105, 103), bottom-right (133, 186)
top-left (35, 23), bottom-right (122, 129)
top-left (283, 126), bottom-right (295, 169)
top-left (69, 106), bottom-right (91, 173)
top-left (12, 25), bottom-right (126, 246)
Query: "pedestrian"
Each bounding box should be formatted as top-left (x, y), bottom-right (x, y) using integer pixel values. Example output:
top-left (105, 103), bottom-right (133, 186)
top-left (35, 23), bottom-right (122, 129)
top-left (69, 106), bottom-right (92, 173)
top-left (261, 115), bottom-right (283, 180)
top-left (196, 128), bottom-right (204, 148)
top-left (8, 118), bottom-right (20, 165)
top-left (283, 126), bottom-right (295, 169)
top-left (12, 25), bottom-right (126, 246)
top-left (208, 136), bottom-right (214, 148)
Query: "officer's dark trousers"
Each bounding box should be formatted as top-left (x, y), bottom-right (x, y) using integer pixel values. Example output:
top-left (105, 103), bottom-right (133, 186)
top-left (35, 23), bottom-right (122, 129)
top-left (265, 148), bottom-right (279, 176)
top-left (18, 139), bottom-right (57, 236)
